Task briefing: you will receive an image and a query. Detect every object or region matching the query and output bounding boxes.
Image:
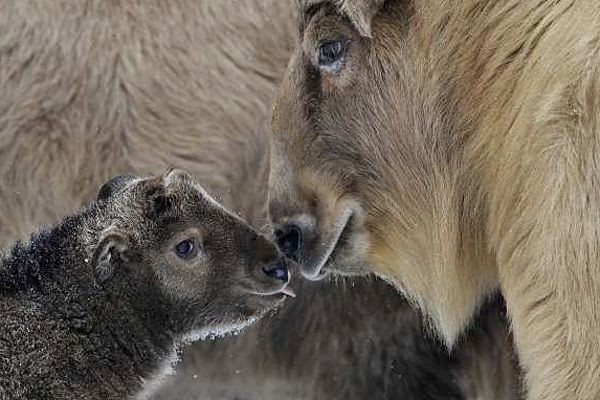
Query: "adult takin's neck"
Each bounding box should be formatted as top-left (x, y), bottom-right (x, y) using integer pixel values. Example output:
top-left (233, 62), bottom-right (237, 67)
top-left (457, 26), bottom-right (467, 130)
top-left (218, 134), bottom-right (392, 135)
top-left (396, 0), bottom-right (594, 341)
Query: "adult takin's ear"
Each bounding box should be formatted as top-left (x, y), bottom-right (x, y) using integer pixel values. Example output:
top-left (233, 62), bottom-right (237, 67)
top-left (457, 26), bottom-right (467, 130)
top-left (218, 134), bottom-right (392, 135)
top-left (97, 174), bottom-right (138, 201)
top-left (334, 0), bottom-right (385, 37)
top-left (92, 227), bottom-right (129, 283)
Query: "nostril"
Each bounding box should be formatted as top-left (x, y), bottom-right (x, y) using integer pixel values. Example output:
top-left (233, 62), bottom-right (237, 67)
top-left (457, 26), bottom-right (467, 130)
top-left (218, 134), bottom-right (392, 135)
top-left (262, 262), bottom-right (289, 283)
top-left (275, 225), bottom-right (302, 261)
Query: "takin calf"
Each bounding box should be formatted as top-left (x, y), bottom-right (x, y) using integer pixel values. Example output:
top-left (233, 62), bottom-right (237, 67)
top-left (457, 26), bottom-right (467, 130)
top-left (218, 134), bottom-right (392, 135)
top-left (0, 170), bottom-right (292, 400)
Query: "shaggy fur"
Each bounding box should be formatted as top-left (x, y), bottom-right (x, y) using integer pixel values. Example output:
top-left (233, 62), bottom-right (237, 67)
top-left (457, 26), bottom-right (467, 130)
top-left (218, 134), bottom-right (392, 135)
top-left (269, 0), bottom-right (600, 399)
top-left (0, 1), bottom-right (520, 399)
top-left (0, 171), bottom-right (291, 399)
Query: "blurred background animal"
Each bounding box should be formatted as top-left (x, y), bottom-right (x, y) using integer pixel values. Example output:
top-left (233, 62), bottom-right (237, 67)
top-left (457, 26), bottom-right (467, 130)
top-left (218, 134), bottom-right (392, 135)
top-left (0, 1), bottom-right (521, 399)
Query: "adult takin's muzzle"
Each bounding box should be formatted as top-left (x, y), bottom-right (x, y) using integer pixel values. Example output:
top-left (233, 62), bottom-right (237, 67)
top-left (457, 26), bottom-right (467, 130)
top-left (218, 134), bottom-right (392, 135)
top-left (275, 224), bottom-right (303, 262)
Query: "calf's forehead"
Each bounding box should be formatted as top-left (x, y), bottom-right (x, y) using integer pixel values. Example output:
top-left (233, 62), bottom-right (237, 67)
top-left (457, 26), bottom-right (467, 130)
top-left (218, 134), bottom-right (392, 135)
top-left (104, 174), bottom-right (257, 242)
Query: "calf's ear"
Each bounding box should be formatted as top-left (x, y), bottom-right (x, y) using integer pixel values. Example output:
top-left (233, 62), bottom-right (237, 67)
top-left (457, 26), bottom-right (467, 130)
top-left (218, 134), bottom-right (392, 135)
top-left (92, 227), bottom-right (130, 283)
top-left (335, 0), bottom-right (386, 37)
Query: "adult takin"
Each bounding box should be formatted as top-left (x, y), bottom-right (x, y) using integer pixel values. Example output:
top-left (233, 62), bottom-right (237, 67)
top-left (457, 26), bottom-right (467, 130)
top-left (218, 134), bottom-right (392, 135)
top-left (0, 170), bottom-right (292, 400)
top-left (269, 1), bottom-right (600, 399)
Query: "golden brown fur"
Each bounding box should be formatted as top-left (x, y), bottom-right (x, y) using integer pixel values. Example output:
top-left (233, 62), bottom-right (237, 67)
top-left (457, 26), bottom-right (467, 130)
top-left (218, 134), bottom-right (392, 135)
top-left (269, 1), bottom-right (600, 399)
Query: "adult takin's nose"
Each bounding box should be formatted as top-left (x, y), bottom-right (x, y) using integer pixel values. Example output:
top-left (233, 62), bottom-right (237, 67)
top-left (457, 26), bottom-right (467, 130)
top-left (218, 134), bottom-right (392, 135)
top-left (275, 224), bottom-right (303, 261)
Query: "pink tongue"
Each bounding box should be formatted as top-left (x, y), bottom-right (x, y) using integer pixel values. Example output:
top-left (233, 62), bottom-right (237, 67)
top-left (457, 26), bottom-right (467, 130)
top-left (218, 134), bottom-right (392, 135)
top-left (280, 286), bottom-right (296, 298)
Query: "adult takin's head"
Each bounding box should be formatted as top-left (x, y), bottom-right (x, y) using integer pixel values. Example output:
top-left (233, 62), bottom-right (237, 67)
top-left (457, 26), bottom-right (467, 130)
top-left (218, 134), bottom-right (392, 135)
top-left (90, 169), bottom-right (294, 337)
top-left (270, 0), bottom-right (496, 341)
top-left (270, 0), bottom-right (425, 279)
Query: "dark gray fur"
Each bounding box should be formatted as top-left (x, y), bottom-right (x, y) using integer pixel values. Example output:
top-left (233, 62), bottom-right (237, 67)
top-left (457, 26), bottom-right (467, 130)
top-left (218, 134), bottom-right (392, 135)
top-left (152, 278), bottom-right (521, 400)
top-left (0, 171), bottom-right (289, 400)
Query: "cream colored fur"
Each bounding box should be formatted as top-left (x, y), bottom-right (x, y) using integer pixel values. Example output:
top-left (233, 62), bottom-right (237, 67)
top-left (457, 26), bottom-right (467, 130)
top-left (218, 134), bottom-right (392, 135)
top-left (375, 2), bottom-right (600, 399)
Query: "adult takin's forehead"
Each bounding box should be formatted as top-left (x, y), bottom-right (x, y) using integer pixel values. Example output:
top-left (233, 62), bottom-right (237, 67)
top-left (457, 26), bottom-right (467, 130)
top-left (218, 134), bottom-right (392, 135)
top-left (297, 0), bottom-right (386, 37)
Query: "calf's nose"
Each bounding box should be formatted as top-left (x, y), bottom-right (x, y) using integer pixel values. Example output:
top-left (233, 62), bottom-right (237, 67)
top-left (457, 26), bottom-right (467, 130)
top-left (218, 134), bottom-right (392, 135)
top-left (262, 260), bottom-right (289, 283)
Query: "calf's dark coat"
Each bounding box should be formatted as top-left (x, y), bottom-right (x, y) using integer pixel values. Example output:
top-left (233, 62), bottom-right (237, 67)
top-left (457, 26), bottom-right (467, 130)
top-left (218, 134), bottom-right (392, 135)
top-left (0, 172), bottom-right (290, 399)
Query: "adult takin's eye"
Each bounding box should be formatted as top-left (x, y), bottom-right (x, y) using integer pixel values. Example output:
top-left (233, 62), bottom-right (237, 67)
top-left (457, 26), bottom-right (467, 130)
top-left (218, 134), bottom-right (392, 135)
top-left (316, 39), bottom-right (348, 70)
top-left (174, 239), bottom-right (199, 260)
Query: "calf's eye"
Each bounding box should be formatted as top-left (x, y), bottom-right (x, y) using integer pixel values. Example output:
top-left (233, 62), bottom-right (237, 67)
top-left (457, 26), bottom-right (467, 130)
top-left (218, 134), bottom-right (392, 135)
top-left (175, 239), bottom-right (198, 259)
top-left (316, 39), bottom-right (347, 69)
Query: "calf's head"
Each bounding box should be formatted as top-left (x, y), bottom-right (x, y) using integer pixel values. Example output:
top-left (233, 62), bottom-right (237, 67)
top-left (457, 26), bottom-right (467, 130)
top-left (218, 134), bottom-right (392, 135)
top-left (90, 170), bottom-right (293, 338)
